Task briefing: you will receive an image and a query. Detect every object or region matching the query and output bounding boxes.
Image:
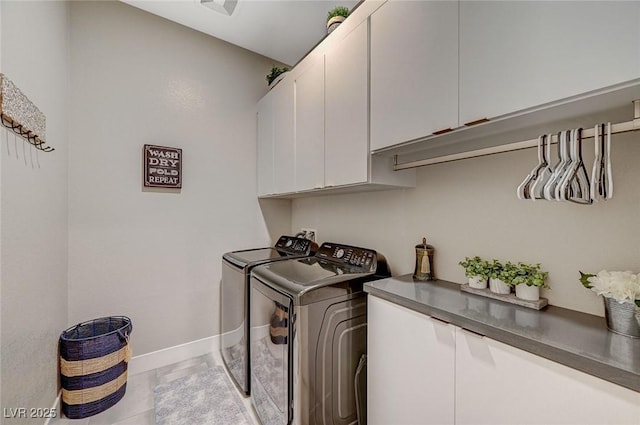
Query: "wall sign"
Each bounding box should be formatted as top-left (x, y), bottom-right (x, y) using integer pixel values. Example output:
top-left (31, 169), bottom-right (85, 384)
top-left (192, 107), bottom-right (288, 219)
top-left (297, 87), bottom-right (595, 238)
top-left (143, 144), bottom-right (182, 188)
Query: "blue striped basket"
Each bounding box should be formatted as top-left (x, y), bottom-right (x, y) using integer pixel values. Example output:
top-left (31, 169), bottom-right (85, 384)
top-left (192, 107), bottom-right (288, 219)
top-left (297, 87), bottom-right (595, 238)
top-left (59, 316), bottom-right (133, 419)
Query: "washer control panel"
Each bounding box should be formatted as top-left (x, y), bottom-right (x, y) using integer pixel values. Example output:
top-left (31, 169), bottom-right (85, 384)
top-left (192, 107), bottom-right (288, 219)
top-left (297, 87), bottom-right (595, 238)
top-left (275, 236), bottom-right (315, 254)
top-left (317, 243), bottom-right (377, 270)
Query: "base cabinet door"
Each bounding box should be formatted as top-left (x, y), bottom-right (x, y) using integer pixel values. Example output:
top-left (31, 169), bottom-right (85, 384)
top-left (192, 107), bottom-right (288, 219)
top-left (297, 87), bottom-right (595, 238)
top-left (455, 328), bottom-right (640, 425)
top-left (368, 296), bottom-right (455, 425)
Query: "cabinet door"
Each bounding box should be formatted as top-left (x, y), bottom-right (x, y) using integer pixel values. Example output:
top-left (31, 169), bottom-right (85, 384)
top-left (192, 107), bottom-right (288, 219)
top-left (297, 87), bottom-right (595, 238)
top-left (459, 1), bottom-right (640, 124)
top-left (256, 93), bottom-right (274, 196)
top-left (295, 57), bottom-right (325, 192)
top-left (455, 328), bottom-right (640, 425)
top-left (370, 0), bottom-right (459, 151)
top-left (272, 78), bottom-right (296, 194)
top-left (325, 20), bottom-right (369, 187)
top-left (368, 297), bottom-right (455, 425)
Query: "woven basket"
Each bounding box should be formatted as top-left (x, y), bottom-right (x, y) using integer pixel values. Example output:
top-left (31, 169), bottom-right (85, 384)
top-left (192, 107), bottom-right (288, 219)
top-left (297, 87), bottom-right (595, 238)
top-left (59, 316), bottom-right (133, 419)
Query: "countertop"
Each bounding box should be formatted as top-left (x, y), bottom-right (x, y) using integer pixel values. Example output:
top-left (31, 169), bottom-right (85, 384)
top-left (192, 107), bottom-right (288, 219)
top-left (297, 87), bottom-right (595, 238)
top-left (364, 275), bottom-right (640, 393)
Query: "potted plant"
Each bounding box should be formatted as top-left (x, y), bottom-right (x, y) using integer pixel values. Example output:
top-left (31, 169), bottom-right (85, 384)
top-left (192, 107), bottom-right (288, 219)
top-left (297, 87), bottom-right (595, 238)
top-left (580, 270), bottom-right (640, 337)
top-left (327, 6), bottom-right (349, 34)
top-left (488, 260), bottom-right (513, 295)
top-left (511, 262), bottom-right (549, 301)
top-left (458, 256), bottom-right (490, 289)
top-left (266, 66), bottom-right (289, 88)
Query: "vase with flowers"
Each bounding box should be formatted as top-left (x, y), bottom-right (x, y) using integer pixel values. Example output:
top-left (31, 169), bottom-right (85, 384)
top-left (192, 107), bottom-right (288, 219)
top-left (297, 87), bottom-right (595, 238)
top-left (580, 270), bottom-right (640, 338)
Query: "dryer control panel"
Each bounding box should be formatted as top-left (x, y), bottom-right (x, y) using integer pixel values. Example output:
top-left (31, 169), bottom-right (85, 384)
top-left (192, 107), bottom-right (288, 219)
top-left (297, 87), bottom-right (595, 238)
top-left (275, 236), bottom-right (316, 255)
top-left (316, 243), bottom-right (378, 270)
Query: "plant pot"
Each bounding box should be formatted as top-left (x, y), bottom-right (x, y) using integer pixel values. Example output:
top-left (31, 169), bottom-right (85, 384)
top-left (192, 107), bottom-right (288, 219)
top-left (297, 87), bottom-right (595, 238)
top-left (327, 16), bottom-right (345, 34)
top-left (268, 71), bottom-right (288, 89)
top-left (468, 275), bottom-right (488, 289)
top-left (515, 284), bottom-right (540, 301)
top-left (603, 297), bottom-right (640, 338)
top-left (489, 278), bottom-right (510, 295)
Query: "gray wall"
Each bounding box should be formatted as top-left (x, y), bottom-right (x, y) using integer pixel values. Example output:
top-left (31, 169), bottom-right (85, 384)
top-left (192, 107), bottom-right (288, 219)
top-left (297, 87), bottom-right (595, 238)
top-left (67, 1), bottom-right (290, 356)
top-left (0, 1), bottom-right (69, 422)
top-left (292, 131), bottom-right (640, 316)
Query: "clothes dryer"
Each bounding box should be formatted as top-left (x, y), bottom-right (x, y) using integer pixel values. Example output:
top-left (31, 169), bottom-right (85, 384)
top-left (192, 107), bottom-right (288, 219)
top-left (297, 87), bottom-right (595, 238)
top-left (249, 242), bottom-right (389, 425)
top-left (221, 236), bottom-right (317, 395)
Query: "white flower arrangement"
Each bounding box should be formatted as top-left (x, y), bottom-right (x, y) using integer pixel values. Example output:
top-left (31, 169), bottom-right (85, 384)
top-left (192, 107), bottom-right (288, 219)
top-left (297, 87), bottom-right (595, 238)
top-left (580, 270), bottom-right (640, 306)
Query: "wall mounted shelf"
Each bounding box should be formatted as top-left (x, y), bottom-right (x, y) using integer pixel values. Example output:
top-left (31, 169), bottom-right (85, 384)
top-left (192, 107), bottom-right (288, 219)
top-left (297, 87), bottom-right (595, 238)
top-left (372, 79), bottom-right (640, 170)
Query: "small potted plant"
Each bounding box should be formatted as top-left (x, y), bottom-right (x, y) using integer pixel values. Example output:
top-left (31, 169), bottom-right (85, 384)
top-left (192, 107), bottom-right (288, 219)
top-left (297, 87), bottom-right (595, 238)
top-left (458, 256), bottom-right (490, 289)
top-left (327, 6), bottom-right (349, 34)
top-left (266, 66), bottom-right (289, 88)
top-left (488, 260), bottom-right (513, 295)
top-left (512, 262), bottom-right (549, 301)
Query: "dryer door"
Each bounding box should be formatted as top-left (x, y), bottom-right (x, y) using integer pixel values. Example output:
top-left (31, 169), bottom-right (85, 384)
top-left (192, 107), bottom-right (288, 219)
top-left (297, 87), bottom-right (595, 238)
top-left (250, 276), bottom-right (293, 425)
top-left (221, 259), bottom-right (249, 394)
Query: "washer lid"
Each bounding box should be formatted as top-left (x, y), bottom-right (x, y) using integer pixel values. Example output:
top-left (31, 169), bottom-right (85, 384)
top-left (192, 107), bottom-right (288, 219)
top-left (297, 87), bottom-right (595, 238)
top-left (223, 236), bottom-right (317, 269)
top-left (223, 247), bottom-right (287, 269)
top-left (252, 257), bottom-right (374, 303)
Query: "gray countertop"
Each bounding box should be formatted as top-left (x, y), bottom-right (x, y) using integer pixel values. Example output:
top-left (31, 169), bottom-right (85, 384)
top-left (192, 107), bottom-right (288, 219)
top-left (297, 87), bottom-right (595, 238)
top-left (364, 275), bottom-right (640, 393)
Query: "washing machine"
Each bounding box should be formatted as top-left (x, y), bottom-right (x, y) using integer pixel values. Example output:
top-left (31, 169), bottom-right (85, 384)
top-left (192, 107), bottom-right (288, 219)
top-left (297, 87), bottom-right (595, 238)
top-left (221, 235), bottom-right (317, 395)
top-left (249, 242), bottom-right (390, 425)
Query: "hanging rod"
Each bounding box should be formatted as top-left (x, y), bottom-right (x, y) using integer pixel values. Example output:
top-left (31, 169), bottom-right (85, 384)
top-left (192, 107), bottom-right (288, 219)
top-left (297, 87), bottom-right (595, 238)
top-left (393, 100), bottom-right (640, 171)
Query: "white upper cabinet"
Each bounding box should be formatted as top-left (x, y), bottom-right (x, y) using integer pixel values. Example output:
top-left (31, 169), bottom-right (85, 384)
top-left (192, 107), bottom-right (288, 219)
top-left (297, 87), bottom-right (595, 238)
top-left (295, 57), bottom-right (325, 192)
top-left (459, 1), bottom-right (640, 125)
top-left (271, 78), bottom-right (296, 194)
top-left (325, 20), bottom-right (370, 187)
top-left (370, 0), bottom-right (459, 151)
top-left (256, 93), bottom-right (274, 196)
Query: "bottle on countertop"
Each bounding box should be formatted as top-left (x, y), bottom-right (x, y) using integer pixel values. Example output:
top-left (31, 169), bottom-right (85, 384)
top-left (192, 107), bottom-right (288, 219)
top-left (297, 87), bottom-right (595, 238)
top-left (413, 237), bottom-right (435, 281)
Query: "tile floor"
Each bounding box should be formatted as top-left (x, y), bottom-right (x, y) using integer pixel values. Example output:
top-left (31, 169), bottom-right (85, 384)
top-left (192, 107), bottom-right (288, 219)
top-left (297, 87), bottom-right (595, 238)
top-left (52, 352), bottom-right (260, 425)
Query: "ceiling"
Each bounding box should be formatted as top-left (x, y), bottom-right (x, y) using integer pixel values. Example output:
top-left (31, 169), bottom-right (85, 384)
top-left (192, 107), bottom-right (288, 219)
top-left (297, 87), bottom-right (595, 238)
top-left (121, 0), bottom-right (359, 66)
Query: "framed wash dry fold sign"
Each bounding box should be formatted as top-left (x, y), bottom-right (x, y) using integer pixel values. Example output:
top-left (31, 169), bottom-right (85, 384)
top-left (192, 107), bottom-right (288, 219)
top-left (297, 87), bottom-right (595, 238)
top-left (143, 144), bottom-right (182, 188)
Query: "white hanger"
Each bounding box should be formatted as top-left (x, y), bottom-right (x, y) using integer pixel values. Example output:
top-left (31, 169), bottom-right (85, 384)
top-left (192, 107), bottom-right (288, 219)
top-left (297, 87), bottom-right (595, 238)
top-left (554, 130), bottom-right (574, 201)
top-left (590, 123), bottom-right (603, 202)
top-left (543, 131), bottom-right (564, 200)
top-left (517, 135), bottom-right (547, 200)
top-left (605, 122), bottom-right (613, 199)
top-left (530, 133), bottom-right (555, 201)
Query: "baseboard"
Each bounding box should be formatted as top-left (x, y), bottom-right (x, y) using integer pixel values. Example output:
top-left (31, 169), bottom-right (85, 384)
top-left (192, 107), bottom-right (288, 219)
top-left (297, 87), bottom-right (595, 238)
top-left (127, 335), bottom-right (220, 376)
top-left (43, 391), bottom-right (61, 425)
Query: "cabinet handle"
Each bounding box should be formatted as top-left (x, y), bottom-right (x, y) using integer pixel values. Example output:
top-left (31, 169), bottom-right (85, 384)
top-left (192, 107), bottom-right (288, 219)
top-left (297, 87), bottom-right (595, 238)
top-left (432, 128), bottom-right (454, 136)
top-left (463, 118), bottom-right (490, 127)
top-left (461, 327), bottom-right (485, 338)
top-left (429, 316), bottom-right (450, 326)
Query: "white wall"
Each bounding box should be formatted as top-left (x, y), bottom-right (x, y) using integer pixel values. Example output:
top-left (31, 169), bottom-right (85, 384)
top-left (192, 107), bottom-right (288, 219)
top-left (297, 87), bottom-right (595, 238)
top-left (292, 131), bottom-right (640, 316)
top-left (68, 1), bottom-right (289, 356)
top-left (0, 0), bottom-right (69, 420)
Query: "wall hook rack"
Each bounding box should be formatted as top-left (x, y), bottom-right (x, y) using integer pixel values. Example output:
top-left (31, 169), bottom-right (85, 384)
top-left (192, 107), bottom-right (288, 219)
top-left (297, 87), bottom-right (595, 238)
top-left (0, 73), bottom-right (53, 152)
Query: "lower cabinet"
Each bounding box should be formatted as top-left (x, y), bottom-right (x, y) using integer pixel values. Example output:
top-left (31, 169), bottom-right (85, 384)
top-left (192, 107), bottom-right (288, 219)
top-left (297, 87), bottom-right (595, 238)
top-left (455, 328), bottom-right (640, 425)
top-left (367, 296), bottom-right (640, 425)
top-left (368, 296), bottom-right (455, 425)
